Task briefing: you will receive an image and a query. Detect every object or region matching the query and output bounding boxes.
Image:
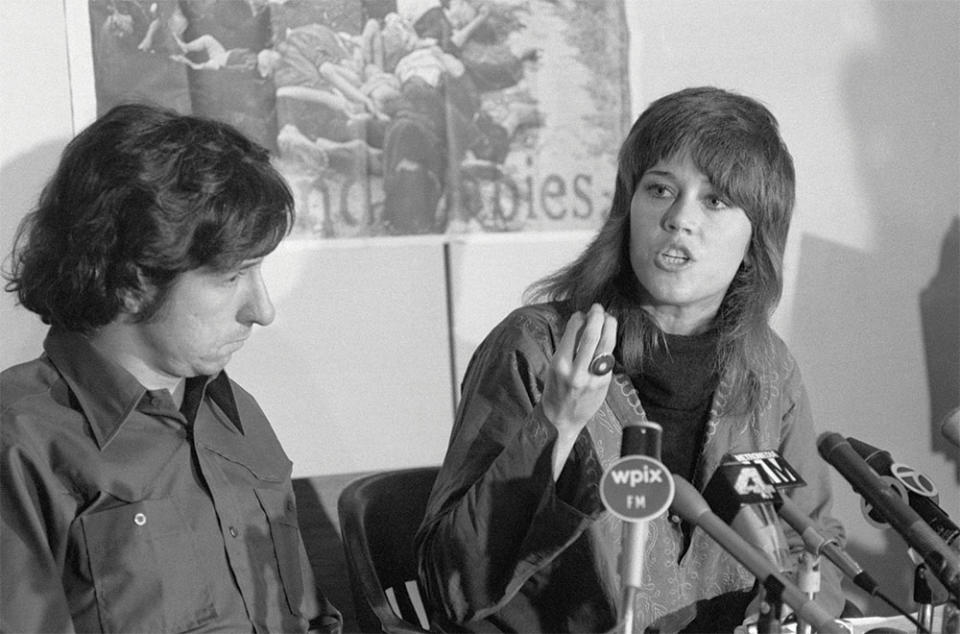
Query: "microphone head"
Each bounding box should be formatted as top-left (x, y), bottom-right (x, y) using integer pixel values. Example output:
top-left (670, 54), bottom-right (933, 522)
top-left (669, 475), bottom-right (710, 524)
top-left (816, 431), bottom-right (849, 460)
top-left (620, 420), bottom-right (663, 458)
top-left (942, 407), bottom-right (960, 448)
top-left (703, 461), bottom-right (790, 572)
top-left (846, 436), bottom-right (886, 462)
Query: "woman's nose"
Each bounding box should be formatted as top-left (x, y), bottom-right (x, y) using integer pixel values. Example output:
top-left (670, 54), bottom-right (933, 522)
top-left (662, 196), bottom-right (699, 233)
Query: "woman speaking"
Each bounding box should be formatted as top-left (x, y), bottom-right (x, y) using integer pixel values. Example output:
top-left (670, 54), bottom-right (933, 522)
top-left (416, 86), bottom-right (846, 633)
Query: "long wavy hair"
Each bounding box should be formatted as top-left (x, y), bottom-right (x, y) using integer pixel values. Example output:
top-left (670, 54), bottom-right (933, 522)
top-left (526, 87), bottom-right (796, 414)
top-left (4, 103), bottom-right (294, 333)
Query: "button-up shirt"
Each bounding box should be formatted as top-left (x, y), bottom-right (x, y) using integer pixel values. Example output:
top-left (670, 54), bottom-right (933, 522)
top-left (1, 329), bottom-right (342, 633)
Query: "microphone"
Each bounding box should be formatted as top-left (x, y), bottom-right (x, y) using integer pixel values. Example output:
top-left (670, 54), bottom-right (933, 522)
top-left (727, 450), bottom-right (882, 596)
top-left (620, 420), bottom-right (662, 457)
top-left (670, 476), bottom-right (845, 634)
top-left (702, 459), bottom-right (792, 573)
top-left (942, 407), bottom-right (960, 448)
top-left (818, 432), bottom-right (960, 599)
top-left (599, 421), bottom-right (674, 634)
top-left (847, 436), bottom-right (959, 548)
top-left (776, 480), bottom-right (880, 595)
top-left (619, 422), bottom-right (663, 588)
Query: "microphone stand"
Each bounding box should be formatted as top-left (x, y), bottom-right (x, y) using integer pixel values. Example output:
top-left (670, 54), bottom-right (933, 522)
top-left (618, 422), bottom-right (662, 634)
top-left (620, 521), bottom-right (648, 634)
top-left (914, 563), bottom-right (935, 634)
top-left (757, 576), bottom-right (786, 634)
top-left (795, 551), bottom-right (820, 634)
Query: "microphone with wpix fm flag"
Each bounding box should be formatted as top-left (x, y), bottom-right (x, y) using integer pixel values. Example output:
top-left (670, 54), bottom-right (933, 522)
top-left (599, 421), bottom-right (674, 634)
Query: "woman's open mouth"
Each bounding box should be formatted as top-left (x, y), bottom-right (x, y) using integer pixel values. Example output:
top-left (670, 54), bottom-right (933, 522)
top-left (656, 245), bottom-right (693, 270)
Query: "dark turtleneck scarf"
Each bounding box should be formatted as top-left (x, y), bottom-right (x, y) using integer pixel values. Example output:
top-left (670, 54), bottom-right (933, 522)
top-left (628, 329), bottom-right (720, 484)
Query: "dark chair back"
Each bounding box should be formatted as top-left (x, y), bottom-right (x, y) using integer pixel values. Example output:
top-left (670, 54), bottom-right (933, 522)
top-left (337, 467), bottom-right (439, 633)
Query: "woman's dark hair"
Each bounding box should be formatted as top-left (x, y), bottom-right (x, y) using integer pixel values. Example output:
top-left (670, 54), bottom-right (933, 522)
top-left (526, 87), bottom-right (796, 414)
top-left (4, 103), bottom-right (294, 333)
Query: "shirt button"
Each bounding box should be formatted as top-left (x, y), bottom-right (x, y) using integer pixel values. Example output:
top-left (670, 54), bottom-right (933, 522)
top-left (668, 513), bottom-right (682, 524)
top-left (229, 526), bottom-right (238, 538)
top-left (134, 512), bottom-right (147, 526)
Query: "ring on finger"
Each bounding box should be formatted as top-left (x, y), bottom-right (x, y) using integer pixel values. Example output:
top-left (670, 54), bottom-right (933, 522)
top-left (588, 353), bottom-right (615, 376)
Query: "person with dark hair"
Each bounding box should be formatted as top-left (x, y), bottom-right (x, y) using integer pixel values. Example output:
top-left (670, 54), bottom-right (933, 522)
top-left (0, 103), bottom-right (342, 634)
top-left (416, 87), bottom-right (846, 632)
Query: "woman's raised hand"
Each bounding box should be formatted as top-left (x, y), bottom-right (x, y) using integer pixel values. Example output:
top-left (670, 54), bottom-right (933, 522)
top-left (541, 304), bottom-right (617, 477)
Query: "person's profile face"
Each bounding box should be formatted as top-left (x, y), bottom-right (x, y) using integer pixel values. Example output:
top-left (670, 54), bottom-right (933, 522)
top-left (627, 153), bottom-right (752, 334)
top-left (129, 258), bottom-right (276, 379)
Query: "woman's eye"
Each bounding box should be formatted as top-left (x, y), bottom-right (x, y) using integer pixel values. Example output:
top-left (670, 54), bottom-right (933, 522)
top-left (705, 196), bottom-right (729, 210)
top-left (646, 184), bottom-right (672, 198)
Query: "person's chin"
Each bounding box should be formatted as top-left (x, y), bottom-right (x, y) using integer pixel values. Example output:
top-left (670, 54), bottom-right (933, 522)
top-left (193, 355), bottom-right (232, 377)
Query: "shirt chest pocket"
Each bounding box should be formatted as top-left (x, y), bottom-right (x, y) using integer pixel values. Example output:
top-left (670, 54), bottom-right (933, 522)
top-left (79, 498), bottom-right (216, 633)
top-left (254, 486), bottom-right (306, 617)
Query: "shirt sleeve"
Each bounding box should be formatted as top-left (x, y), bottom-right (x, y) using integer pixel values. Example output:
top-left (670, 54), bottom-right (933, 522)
top-left (300, 536), bottom-right (343, 634)
top-left (777, 355), bottom-right (847, 618)
top-left (415, 309), bottom-right (605, 625)
top-left (0, 435), bottom-right (77, 633)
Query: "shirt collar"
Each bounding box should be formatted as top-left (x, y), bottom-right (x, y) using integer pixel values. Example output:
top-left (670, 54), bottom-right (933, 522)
top-left (44, 329), bottom-right (244, 450)
top-left (202, 371), bottom-right (244, 435)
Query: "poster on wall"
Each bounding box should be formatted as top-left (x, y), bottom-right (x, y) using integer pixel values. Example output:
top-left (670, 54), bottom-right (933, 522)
top-left (80, 0), bottom-right (630, 240)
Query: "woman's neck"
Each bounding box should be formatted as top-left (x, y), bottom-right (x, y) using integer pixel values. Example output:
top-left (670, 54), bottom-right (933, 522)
top-left (640, 304), bottom-right (716, 335)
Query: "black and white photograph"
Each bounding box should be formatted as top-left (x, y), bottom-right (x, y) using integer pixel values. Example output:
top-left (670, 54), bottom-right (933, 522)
top-left (2, 1), bottom-right (958, 633)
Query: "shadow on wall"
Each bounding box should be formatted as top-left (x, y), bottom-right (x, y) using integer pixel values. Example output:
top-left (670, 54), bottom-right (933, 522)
top-left (0, 138), bottom-right (72, 263)
top-left (791, 0), bottom-right (959, 619)
top-left (294, 474), bottom-right (366, 633)
top-left (0, 138), bottom-right (73, 367)
top-left (838, 0), bottom-right (959, 480)
top-left (920, 217), bottom-right (959, 480)
top-left (791, 233), bottom-right (923, 614)
top-left (0, 139), bottom-right (71, 237)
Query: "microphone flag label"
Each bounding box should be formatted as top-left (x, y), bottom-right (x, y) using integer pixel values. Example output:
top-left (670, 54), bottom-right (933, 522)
top-left (729, 450), bottom-right (806, 489)
top-left (600, 455), bottom-right (675, 523)
top-left (890, 462), bottom-right (939, 499)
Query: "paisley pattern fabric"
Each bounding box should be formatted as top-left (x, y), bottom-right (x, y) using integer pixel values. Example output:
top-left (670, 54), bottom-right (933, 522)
top-left (417, 302), bottom-right (845, 633)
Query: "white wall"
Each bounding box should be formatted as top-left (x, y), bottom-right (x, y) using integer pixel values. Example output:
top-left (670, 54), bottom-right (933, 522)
top-left (228, 239), bottom-right (455, 475)
top-left (0, 0), bottom-right (71, 362)
top-left (625, 0), bottom-right (960, 614)
top-left (2, 0), bottom-right (957, 617)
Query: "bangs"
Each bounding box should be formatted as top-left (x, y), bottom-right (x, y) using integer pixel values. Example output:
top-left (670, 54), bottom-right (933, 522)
top-left (618, 87), bottom-right (795, 227)
top-left (623, 127), bottom-right (786, 225)
top-left (686, 133), bottom-right (772, 224)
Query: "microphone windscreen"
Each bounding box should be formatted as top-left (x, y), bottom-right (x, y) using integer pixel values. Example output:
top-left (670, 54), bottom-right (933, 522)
top-left (620, 421), bottom-right (662, 458)
top-left (816, 431), bottom-right (848, 459)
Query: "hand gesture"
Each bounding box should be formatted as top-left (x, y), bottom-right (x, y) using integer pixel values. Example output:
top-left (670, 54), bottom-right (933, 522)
top-left (541, 303), bottom-right (618, 443)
